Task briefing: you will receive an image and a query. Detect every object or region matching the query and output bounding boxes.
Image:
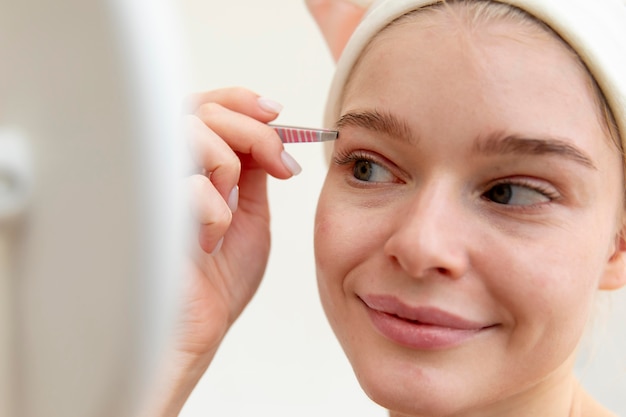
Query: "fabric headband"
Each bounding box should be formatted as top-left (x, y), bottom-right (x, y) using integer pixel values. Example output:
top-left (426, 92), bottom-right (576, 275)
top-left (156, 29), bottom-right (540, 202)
top-left (323, 0), bottom-right (626, 153)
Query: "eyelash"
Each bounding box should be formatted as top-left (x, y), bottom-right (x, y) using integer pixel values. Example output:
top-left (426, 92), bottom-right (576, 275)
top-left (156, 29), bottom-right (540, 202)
top-left (333, 149), bottom-right (373, 167)
top-left (333, 150), bottom-right (398, 183)
top-left (482, 177), bottom-right (561, 212)
top-left (488, 178), bottom-right (559, 199)
top-left (333, 150), bottom-right (561, 206)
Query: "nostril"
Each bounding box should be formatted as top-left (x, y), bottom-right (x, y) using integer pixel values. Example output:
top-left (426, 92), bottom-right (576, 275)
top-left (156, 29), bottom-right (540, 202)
top-left (384, 224), bottom-right (469, 280)
top-left (388, 253), bottom-right (403, 270)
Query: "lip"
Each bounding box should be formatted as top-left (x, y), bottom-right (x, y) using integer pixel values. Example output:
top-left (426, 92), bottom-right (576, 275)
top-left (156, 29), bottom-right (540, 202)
top-left (360, 294), bottom-right (493, 350)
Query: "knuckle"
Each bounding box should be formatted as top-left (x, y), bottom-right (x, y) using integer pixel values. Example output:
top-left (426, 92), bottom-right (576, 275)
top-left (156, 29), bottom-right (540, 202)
top-left (256, 123), bottom-right (279, 144)
top-left (196, 101), bottom-right (224, 122)
top-left (184, 115), bottom-right (207, 141)
top-left (208, 204), bottom-right (233, 229)
top-left (185, 175), bottom-right (204, 195)
top-left (222, 153), bottom-right (242, 176)
top-left (249, 124), bottom-right (281, 155)
top-left (187, 173), bottom-right (207, 190)
top-left (220, 203), bottom-right (233, 224)
top-left (228, 86), bottom-right (253, 101)
top-left (186, 176), bottom-right (232, 225)
top-left (207, 152), bottom-right (241, 190)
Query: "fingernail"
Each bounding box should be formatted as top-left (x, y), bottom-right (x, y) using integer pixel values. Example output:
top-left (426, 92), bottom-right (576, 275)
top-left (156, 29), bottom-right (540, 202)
top-left (258, 97), bottom-right (283, 114)
top-left (211, 237), bottom-right (224, 256)
top-left (281, 150), bottom-right (302, 176)
top-left (227, 185), bottom-right (239, 213)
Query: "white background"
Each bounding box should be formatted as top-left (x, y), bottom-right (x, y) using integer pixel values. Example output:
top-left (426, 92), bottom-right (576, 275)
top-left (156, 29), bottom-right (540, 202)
top-left (175, 1), bottom-right (626, 416)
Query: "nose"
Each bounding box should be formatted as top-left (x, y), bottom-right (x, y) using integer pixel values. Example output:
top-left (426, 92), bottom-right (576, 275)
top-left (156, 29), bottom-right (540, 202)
top-left (384, 182), bottom-right (470, 280)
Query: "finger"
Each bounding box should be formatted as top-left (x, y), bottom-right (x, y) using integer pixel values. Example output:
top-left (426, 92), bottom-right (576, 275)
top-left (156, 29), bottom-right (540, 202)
top-left (187, 174), bottom-right (232, 254)
top-left (186, 87), bottom-right (283, 122)
top-left (185, 115), bottom-right (241, 202)
top-left (195, 102), bottom-right (301, 179)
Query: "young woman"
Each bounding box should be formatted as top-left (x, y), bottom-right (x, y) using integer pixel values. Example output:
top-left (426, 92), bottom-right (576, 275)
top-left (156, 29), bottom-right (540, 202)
top-left (146, 0), bottom-right (626, 415)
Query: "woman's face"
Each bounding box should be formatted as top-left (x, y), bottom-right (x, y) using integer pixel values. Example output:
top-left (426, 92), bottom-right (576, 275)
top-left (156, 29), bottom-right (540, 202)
top-left (314, 14), bottom-right (625, 416)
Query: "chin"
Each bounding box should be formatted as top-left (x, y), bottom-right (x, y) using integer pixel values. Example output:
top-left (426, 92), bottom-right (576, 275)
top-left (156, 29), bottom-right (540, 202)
top-left (347, 351), bottom-right (472, 417)
top-left (359, 379), bottom-right (461, 417)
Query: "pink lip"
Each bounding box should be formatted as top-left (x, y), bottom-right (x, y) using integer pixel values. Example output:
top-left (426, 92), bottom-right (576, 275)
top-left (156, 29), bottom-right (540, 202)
top-left (360, 294), bottom-right (492, 350)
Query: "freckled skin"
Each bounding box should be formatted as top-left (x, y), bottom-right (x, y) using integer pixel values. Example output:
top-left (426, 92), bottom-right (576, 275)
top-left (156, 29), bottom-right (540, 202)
top-left (314, 13), bottom-right (624, 417)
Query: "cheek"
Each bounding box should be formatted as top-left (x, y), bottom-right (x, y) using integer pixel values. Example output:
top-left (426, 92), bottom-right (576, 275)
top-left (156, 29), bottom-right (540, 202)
top-left (314, 188), bottom-right (344, 321)
top-left (483, 229), bottom-right (603, 352)
top-left (314, 190), bottom-right (393, 275)
top-left (314, 186), bottom-right (390, 319)
top-left (314, 192), bottom-right (358, 312)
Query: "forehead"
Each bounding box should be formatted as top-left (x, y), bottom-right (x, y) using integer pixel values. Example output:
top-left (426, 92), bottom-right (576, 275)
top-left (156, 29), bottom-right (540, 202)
top-left (341, 13), bottom-right (600, 136)
top-left (336, 12), bottom-right (621, 175)
top-left (345, 9), bottom-right (585, 102)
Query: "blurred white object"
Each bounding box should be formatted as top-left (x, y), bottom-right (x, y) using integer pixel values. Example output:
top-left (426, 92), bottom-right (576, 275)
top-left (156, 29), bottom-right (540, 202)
top-left (0, 129), bottom-right (32, 220)
top-left (0, 1), bottom-right (188, 416)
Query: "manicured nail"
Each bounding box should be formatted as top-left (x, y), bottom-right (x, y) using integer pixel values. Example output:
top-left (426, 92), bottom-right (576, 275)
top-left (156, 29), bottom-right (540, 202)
top-left (227, 185), bottom-right (239, 213)
top-left (281, 150), bottom-right (302, 176)
top-left (258, 97), bottom-right (283, 114)
top-left (211, 237), bottom-right (224, 256)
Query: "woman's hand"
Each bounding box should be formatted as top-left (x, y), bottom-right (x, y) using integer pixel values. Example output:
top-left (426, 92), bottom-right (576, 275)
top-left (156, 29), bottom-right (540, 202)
top-left (182, 87), bottom-right (300, 357)
top-left (142, 87), bottom-right (301, 417)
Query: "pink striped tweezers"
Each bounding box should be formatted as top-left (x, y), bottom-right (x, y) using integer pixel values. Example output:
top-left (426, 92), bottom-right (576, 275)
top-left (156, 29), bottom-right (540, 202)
top-left (271, 124), bottom-right (338, 143)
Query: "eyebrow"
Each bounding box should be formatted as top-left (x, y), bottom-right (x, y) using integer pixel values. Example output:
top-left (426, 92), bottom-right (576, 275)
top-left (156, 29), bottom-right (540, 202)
top-left (336, 110), bottom-right (597, 170)
top-left (474, 134), bottom-right (597, 170)
top-left (335, 110), bottom-right (415, 144)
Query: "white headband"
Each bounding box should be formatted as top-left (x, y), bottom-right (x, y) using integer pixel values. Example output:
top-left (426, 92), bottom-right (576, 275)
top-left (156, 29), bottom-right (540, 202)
top-left (324, 0), bottom-right (626, 151)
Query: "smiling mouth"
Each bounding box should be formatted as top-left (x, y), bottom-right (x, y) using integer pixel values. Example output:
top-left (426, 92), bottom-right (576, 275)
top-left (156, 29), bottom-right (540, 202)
top-left (360, 294), bottom-right (495, 350)
top-left (398, 315), bottom-right (451, 327)
top-left (384, 311), bottom-right (490, 331)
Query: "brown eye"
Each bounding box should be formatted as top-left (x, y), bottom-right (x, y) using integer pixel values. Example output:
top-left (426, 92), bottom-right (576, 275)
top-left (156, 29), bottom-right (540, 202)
top-left (483, 182), bottom-right (554, 206)
top-left (333, 151), bottom-right (397, 184)
top-left (353, 160), bottom-right (373, 181)
top-left (485, 184), bottom-right (512, 204)
top-left (350, 158), bottom-right (395, 183)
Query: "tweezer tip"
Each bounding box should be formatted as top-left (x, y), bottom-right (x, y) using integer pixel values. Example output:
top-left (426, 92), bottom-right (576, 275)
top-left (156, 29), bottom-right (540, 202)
top-left (321, 131), bottom-right (339, 141)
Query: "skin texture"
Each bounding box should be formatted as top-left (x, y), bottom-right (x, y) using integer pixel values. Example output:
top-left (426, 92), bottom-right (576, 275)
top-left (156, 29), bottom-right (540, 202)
top-left (314, 12), bottom-right (625, 417)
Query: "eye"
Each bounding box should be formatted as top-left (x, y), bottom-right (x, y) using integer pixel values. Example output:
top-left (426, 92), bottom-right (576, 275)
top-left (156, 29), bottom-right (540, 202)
top-left (334, 151), bottom-right (396, 183)
top-left (352, 159), bottom-right (394, 182)
top-left (483, 181), bottom-right (557, 206)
